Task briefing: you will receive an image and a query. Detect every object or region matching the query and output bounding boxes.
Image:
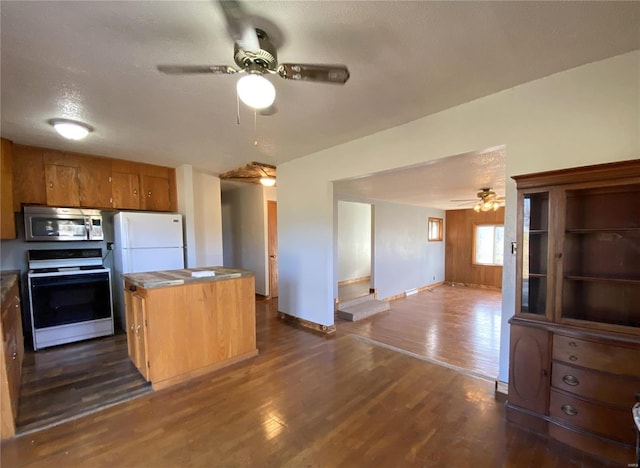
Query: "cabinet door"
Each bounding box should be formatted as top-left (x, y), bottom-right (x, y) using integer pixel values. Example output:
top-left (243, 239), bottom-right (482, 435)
top-left (112, 172), bottom-right (140, 210)
top-left (141, 175), bottom-right (171, 211)
top-left (124, 288), bottom-right (136, 361)
top-left (516, 189), bottom-right (555, 318)
top-left (79, 158), bottom-right (112, 208)
top-left (132, 293), bottom-right (149, 380)
top-left (11, 144), bottom-right (46, 211)
top-left (0, 139), bottom-right (16, 239)
top-left (45, 164), bottom-right (80, 207)
top-left (508, 324), bottom-right (551, 414)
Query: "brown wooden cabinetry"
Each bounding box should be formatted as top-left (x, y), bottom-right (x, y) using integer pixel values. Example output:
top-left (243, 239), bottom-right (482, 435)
top-left (124, 287), bottom-right (148, 379)
top-left (0, 139), bottom-right (16, 239)
top-left (11, 144), bottom-right (177, 212)
top-left (123, 274), bottom-right (257, 390)
top-left (79, 157), bottom-right (112, 208)
top-left (507, 160), bottom-right (640, 464)
top-left (1, 273), bottom-right (24, 439)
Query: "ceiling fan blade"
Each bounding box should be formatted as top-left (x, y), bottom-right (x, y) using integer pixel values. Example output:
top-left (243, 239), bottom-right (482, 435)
top-left (157, 65), bottom-right (238, 75)
top-left (277, 63), bottom-right (350, 84)
top-left (217, 0), bottom-right (260, 52)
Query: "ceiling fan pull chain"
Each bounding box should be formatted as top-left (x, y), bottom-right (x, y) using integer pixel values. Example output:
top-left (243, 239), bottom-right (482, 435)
top-left (236, 93), bottom-right (241, 125)
top-left (253, 110), bottom-right (258, 146)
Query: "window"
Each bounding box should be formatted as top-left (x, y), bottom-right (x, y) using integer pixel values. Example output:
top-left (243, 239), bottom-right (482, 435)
top-left (428, 217), bottom-right (443, 242)
top-left (474, 224), bottom-right (504, 266)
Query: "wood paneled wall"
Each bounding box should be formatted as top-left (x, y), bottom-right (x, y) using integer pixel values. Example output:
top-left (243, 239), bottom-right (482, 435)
top-left (445, 207), bottom-right (505, 289)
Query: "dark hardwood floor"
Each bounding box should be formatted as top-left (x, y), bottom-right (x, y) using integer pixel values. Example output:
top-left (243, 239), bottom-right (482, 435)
top-left (16, 333), bottom-right (151, 435)
top-left (1, 296), bottom-right (620, 467)
top-left (338, 284), bottom-right (502, 380)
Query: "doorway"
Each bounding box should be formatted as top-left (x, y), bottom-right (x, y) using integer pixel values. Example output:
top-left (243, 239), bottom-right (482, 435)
top-left (267, 201), bottom-right (278, 298)
top-left (336, 201), bottom-right (373, 302)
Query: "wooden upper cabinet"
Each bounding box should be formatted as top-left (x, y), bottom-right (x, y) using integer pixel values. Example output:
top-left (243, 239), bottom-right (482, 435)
top-left (45, 164), bottom-right (80, 207)
top-left (112, 171), bottom-right (140, 210)
top-left (11, 144), bottom-right (177, 212)
top-left (79, 157), bottom-right (112, 208)
top-left (0, 139), bottom-right (16, 239)
top-left (140, 175), bottom-right (171, 211)
top-left (12, 144), bottom-right (46, 211)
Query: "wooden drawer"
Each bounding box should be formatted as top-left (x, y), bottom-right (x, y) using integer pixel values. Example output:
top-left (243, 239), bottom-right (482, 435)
top-left (551, 361), bottom-right (639, 408)
top-left (549, 389), bottom-right (636, 445)
top-left (553, 335), bottom-right (640, 377)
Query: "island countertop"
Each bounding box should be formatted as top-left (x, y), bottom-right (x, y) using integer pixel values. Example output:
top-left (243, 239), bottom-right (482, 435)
top-left (123, 267), bottom-right (254, 289)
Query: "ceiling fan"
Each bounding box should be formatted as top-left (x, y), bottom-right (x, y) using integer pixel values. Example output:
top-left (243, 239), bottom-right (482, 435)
top-left (157, 0), bottom-right (350, 110)
top-left (452, 188), bottom-right (505, 212)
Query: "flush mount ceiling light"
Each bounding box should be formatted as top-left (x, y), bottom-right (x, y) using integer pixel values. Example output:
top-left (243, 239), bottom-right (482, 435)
top-left (236, 74), bottom-right (276, 110)
top-left (259, 176), bottom-right (276, 187)
top-left (48, 119), bottom-right (93, 140)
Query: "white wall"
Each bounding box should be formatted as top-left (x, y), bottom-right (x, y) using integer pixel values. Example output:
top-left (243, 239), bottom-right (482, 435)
top-left (175, 164), bottom-right (223, 268)
top-left (278, 51), bottom-right (640, 382)
top-left (337, 201), bottom-right (371, 282)
top-left (220, 184), bottom-right (273, 296)
top-left (372, 201), bottom-right (445, 299)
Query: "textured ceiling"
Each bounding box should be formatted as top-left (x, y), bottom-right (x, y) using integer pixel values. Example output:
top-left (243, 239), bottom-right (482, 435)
top-left (1, 1), bottom-right (638, 201)
top-left (334, 147), bottom-right (506, 210)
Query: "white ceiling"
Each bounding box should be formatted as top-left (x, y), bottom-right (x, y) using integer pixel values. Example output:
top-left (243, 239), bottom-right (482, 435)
top-left (1, 1), bottom-right (638, 203)
top-left (334, 146), bottom-right (505, 210)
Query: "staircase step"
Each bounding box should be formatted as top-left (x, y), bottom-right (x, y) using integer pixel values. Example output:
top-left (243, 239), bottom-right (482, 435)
top-left (338, 293), bottom-right (375, 308)
top-left (337, 299), bottom-right (390, 322)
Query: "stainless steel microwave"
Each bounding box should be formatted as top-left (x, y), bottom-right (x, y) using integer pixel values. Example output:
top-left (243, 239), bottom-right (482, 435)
top-left (24, 206), bottom-right (104, 242)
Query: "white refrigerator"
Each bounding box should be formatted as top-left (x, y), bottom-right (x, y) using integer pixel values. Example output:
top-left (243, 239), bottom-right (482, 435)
top-left (113, 211), bottom-right (185, 330)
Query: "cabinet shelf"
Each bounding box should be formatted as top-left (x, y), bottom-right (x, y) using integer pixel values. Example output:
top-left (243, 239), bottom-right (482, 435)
top-left (564, 275), bottom-right (640, 285)
top-left (528, 273), bottom-right (547, 278)
top-left (565, 227), bottom-right (640, 234)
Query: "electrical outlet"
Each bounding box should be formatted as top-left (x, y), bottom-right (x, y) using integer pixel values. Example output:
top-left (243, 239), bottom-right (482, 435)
top-left (107, 242), bottom-right (114, 250)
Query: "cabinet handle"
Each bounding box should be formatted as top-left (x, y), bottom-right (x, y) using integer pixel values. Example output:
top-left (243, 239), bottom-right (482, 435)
top-left (133, 189), bottom-right (138, 196)
top-left (562, 375), bottom-right (579, 386)
top-left (568, 355), bottom-right (578, 362)
top-left (147, 191), bottom-right (152, 198)
top-left (568, 341), bottom-right (577, 347)
top-left (135, 324), bottom-right (141, 336)
top-left (561, 404), bottom-right (578, 416)
top-left (49, 181), bottom-right (53, 188)
top-left (12, 352), bottom-right (17, 360)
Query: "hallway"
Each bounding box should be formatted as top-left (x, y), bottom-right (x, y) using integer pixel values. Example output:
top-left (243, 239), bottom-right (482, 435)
top-left (337, 284), bottom-right (502, 380)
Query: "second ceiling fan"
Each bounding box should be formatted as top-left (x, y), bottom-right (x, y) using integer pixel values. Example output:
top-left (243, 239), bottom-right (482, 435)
top-left (157, 0), bottom-right (350, 110)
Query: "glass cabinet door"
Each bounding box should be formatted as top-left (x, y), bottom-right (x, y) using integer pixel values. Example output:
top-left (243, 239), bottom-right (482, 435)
top-left (519, 191), bottom-right (550, 316)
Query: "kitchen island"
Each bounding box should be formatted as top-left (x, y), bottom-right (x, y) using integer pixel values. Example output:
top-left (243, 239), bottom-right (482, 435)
top-left (123, 267), bottom-right (257, 390)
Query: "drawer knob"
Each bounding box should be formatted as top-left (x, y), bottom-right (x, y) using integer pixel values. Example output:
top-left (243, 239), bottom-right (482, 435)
top-left (562, 375), bottom-right (579, 386)
top-left (568, 341), bottom-right (577, 347)
top-left (569, 355), bottom-right (578, 362)
top-left (561, 404), bottom-right (578, 416)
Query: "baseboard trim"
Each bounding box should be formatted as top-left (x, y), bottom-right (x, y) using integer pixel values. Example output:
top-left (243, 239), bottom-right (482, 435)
top-left (448, 281), bottom-right (501, 291)
top-left (278, 311), bottom-right (336, 334)
top-left (338, 276), bottom-right (371, 286)
top-left (382, 281), bottom-right (445, 302)
top-left (495, 379), bottom-right (508, 397)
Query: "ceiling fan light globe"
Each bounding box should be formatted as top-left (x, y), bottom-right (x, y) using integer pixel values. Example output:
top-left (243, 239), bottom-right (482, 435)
top-left (236, 74), bottom-right (276, 109)
top-left (260, 177), bottom-right (276, 187)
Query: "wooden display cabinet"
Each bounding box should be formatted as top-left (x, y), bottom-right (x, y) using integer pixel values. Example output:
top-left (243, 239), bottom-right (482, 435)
top-left (507, 160), bottom-right (640, 465)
